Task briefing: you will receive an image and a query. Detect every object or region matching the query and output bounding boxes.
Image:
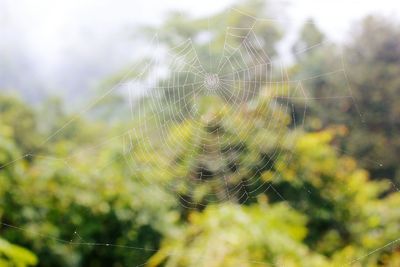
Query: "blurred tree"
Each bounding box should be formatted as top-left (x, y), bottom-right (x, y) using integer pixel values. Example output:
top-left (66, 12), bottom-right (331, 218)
top-left (142, 91), bottom-right (400, 266)
top-left (291, 16), bottom-right (400, 184)
top-left (0, 95), bottom-right (40, 156)
top-left (149, 202), bottom-right (330, 267)
top-left (343, 16), bottom-right (400, 182)
top-left (292, 19), bottom-right (325, 59)
top-left (269, 130), bottom-right (400, 265)
top-left (0, 94), bottom-right (179, 266)
top-left (0, 237), bottom-right (37, 267)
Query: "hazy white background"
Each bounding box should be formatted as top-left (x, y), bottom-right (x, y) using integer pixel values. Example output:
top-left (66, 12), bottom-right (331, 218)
top-left (1, 0), bottom-right (399, 102)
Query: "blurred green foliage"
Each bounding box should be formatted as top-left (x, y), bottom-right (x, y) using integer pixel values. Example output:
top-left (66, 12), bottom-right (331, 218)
top-left (1, 1), bottom-right (400, 266)
top-left (0, 238), bottom-right (37, 267)
top-left (291, 16), bottom-right (400, 183)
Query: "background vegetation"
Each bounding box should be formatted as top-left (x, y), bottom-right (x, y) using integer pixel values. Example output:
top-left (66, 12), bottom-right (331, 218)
top-left (1, 0), bottom-right (400, 266)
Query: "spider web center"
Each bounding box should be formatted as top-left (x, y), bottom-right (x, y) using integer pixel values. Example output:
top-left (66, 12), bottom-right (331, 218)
top-left (203, 73), bottom-right (220, 91)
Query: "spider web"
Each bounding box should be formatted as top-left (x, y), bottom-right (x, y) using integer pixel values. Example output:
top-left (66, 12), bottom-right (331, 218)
top-left (123, 29), bottom-right (295, 207)
top-left (0, 6), bottom-right (395, 267)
